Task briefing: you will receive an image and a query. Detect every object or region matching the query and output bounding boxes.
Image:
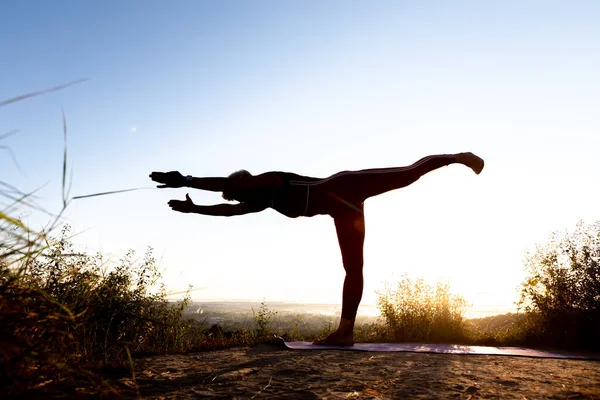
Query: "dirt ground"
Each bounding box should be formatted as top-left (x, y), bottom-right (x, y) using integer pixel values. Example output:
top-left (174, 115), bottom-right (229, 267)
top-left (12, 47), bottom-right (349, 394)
top-left (116, 344), bottom-right (600, 399)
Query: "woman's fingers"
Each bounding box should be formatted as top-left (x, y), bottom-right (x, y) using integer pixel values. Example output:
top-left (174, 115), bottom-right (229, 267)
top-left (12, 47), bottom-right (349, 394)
top-left (168, 197), bottom-right (193, 213)
top-left (150, 171), bottom-right (185, 188)
top-left (151, 175), bottom-right (167, 185)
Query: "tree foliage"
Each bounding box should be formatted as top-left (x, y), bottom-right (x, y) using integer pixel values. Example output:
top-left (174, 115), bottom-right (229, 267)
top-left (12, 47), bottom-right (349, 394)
top-left (519, 220), bottom-right (600, 349)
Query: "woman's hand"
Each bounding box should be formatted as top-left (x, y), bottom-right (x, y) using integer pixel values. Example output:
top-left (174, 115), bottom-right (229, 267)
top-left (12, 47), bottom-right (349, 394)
top-left (168, 193), bottom-right (197, 213)
top-left (149, 171), bottom-right (186, 188)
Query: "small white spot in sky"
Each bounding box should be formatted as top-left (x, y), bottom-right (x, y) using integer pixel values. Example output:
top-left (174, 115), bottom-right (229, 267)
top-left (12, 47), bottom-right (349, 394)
top-left (130, 125), bottom-right (137, 133)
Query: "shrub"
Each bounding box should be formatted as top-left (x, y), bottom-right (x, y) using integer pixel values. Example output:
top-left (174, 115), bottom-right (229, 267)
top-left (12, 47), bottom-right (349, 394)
top-left (518, 220), bottom-right (600, 350)
top-left (376, 274), bottom-right (468, 343)
top-left (1, 224), bottom-right (202, 397)
top-left (252, 300), bottom-right (278, 338)
top-left (0, 82), bottom-right (206, 396)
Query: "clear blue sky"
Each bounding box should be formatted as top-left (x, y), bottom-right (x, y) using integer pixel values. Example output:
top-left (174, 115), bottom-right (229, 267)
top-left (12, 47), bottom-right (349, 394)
top-left (2, 1), bottom-right (599, 316)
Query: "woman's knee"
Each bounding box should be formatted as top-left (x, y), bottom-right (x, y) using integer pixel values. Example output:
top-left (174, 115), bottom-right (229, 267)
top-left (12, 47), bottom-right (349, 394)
top-left (342, 261), bottom-right (364, 275)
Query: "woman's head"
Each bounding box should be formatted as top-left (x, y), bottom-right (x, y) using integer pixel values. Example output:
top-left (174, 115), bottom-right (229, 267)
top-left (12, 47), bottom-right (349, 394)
top-left (222, 169), bottom-right (252, 201)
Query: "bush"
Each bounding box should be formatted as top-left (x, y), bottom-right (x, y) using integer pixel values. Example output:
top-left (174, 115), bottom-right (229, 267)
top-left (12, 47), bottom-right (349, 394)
top-left (376, 274), bottom-right (469, 343)
top-left (252, 300), bottom-right (278, 338)
top-left (518, 220), bottom-right (600, 350)
top-left (1, 225), bottom-right (202, 397)
top-left (0, 82), bottom-right (210, 396)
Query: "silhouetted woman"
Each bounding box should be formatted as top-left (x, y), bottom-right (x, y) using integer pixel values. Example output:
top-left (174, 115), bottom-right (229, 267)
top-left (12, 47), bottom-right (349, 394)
top-left (150, 152), bottom-right (484, 346)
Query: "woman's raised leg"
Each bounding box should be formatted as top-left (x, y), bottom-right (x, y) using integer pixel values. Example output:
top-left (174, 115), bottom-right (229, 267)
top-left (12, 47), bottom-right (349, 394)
top-left (325, 152), bottom-right (483, 204)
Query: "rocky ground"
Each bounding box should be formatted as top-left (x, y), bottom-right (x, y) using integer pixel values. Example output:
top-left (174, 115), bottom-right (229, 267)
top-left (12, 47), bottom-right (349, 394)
top-left (113, 344), bottom-right (600, 399)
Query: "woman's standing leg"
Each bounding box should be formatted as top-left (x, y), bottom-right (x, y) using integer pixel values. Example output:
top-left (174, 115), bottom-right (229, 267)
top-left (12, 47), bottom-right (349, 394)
top-left (314, 206), bottom-right (365, 346)
top-left (312, 152), bottom-right (484, 345)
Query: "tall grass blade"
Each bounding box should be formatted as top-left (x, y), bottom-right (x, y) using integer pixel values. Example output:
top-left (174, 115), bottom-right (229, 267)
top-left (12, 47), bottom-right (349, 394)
top-left (0, 211), bottom-right (25, 229)
top-left (61, 109), bottom-right (68, 208)
top-left (0, 129), bottom-right (19, 140)
top-left (0, 144), bottom-right (23, 174)
top-left (124, 345), bottom-right (141, 399)
top-left (72, 187), bottom-right (154, 200)
top-left (0, 78), bottom-right (90, 107)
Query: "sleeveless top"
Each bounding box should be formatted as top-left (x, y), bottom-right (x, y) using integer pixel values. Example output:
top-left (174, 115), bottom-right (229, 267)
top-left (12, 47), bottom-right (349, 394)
top-left (241, 172), bottom-right (322, 218)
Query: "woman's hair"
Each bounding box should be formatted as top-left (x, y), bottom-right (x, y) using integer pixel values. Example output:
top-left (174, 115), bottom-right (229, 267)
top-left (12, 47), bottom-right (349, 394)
top-left (222, 169), bottom-right (252, 201)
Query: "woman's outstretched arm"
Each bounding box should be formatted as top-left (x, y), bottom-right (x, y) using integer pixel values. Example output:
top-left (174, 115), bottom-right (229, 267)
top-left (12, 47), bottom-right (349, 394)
top-left (167, 194), bottom-right (268, 216)
top-left (150, 171), bottom-right (282, 192)
top-left (150, 171), bottom-right (227, 191)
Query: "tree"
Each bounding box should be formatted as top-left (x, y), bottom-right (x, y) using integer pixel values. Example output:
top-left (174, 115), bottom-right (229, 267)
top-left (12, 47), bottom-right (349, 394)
top-left (519, 220), bottom-right (600, 349)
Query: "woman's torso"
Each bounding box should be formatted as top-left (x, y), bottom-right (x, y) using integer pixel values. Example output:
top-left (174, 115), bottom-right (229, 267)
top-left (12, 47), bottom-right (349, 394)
top-left (241, 172), bottom-right (323, 218)
top-left (243, 171), bottom-right (362, 218)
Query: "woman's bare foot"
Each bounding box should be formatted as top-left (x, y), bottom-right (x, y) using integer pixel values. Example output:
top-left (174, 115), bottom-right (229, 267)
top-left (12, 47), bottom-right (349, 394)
top-left (313, 329), bottom-right (355, 346)
top-left (455, 152), bottom-right (485, 175)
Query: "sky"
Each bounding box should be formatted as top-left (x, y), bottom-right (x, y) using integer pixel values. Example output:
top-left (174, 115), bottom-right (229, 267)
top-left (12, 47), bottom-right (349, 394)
top-left (2, 1), bottom-right (599, 317)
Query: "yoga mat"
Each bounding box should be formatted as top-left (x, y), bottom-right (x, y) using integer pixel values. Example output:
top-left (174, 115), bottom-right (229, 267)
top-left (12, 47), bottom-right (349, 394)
top-left (282, 341), bottom-right (597, 360)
